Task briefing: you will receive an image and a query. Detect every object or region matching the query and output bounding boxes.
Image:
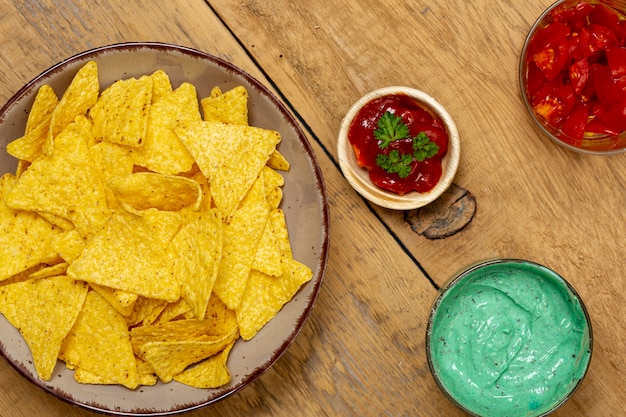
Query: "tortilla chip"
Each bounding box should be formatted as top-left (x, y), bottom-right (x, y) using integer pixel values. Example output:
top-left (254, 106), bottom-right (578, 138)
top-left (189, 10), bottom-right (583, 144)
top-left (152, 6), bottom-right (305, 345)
top-left (0, 275), bottom-right (88, 380)
top-left (60, 290), bottom-right (139, 389)
top-left (252, 208), bottom-right (289, 277)
top-left (45, 61), bottom-right (99, 155)
top-left (175, 120), bottom-right (280, 221)
top-left (201, 86), bottom-right (249, 125)
top-left (3, 116), bottom-right (109, 231)
top-left (173, 339), bottom-right (236, 388)
top-left (237, 258), bottom-right (312, 340)
top-left (168, 208), bottom-right (222, 319)
top-left (212, 174), bottom-right (270, 309)
top-left (67, 209), bottom-right (181, 302)
top-left (130, 319), bottom-right (238, 383)
top-left (0, 174), bottom-right (64, 282)
top-left (129, 82), bottom-right (200, 174)
top-left (6, 85), bottom-right (59, 162)
top-left (267, 149), bottom-right (290, 171)
top-left (90, 75), bottom-right (153, 147)
top-left (107, 172), bottom-right (202, 212)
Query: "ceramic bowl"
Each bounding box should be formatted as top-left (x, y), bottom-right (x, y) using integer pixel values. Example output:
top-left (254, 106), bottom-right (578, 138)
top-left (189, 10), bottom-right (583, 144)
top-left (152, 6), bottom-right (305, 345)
top-left (337, 86), bottom-right (460, 210)
top-left (0, 42), bottom-right (330, 415)
top-left (519, 0), bottom-right (626, 154)
top-left (426, 259), bottom-right (593, 417)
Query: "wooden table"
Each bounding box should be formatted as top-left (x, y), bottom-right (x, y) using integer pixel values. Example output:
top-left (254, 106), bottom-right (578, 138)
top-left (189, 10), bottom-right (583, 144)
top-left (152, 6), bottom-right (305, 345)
top-left (0, 0), bottom-right (624, 416)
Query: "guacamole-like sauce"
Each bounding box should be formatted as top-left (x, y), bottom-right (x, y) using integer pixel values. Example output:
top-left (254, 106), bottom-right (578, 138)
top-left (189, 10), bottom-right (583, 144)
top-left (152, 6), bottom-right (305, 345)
top-left (428, 260), bottom-right (592, 417)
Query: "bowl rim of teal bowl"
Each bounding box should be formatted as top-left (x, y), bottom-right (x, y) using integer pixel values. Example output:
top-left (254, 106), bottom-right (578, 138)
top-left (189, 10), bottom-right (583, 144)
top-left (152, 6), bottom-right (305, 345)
top-left (425, 258), bottom-right (594, 417)
top-left (518, 0), bottom-right (626, 155)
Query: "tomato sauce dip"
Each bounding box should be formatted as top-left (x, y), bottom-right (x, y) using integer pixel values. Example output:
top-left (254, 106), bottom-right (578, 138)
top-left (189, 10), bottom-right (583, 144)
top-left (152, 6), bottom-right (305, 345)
top-left (347, 94), bottom-right (449, 195)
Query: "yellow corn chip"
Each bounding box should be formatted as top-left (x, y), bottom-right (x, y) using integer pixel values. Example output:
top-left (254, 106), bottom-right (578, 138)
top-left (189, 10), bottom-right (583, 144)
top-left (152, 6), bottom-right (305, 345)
top-left (0, 174), bottom-right (64, 282)
top-left (267, 149), bottom-right (290, 171)
top-left (28, 262), bottom-right (68, 280)
top-left (237, 258), bottom-right (312, 340)
top-left (154, 298), bottom-right (193, 324)
top-left (51, 229), bottom-right (85, 264)
top-left (131, 320), bottom-right (238, 383)
top-left (175, 120), bottom-right (280, 221)
top-left (252, 209), bottom-right (289, 277)
top-left (67, 209), bottom-right (181, 302)
top-left (3, 116), bottom-right (109, 229)
top-left (90, 75), bottom-right (153, 147)
top-left (201, 85), bottom-right (249, 125)
top-left (212, 174), bottom-right (270, 309)
top-left (168, 208), bottom-right (222, 320)
top-left (127, 296), bottom-right (169, 327)
top-left (262, 165), bottom-right (285, 209)
top-left (129, 82), bottom-right (199, 174)
top-left (90, 284), bottom-right (137, 317)
top-left (90, 140), bottom-right (134, 181)
top-left (107, 172), bottom-right (202, 213)
top-left (173, 339), bottom-right (236, 388)
top-left (60, 290), bottom-right (139, 389)
top-left (150, 70), bottom-right (173, 102)
top-left (0, 275), bottom-right (88, 380)
top-left (45, 61), bottom-right (99, 155)
top-left (6, 85), bottom-right (59, 162)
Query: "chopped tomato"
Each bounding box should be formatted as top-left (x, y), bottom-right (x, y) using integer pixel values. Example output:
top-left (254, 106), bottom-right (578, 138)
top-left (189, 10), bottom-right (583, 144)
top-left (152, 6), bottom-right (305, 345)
top-left (525, 1), bottom-right (626, 142)
top-left (560, 103), bottom-right (589, 141)
top-left (593, 64), bottom-right (622, 108)
top-left (532, 81), bottom-right (576, 127)
top-left (569, 59), bottom-right (590, 94)
top-left (531, 24), bottom-right (571, 80)
top-left (606, 47), bottom-right (626, 78)
top-left (588, 23), bottom-right (619, 50)
top-left (553, 1), bottom-right (594, 29)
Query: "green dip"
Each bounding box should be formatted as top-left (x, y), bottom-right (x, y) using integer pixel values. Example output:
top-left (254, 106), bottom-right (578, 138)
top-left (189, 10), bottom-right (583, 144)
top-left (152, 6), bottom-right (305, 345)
top-left (427, 260), bottom-right (592, 417)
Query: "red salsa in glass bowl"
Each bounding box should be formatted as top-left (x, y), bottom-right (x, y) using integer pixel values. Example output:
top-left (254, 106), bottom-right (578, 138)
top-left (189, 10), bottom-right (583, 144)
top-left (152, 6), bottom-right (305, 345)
top-left (520, 0), bottom-right (626, 154)
top-left (337, 86), bottom-right (460, 210)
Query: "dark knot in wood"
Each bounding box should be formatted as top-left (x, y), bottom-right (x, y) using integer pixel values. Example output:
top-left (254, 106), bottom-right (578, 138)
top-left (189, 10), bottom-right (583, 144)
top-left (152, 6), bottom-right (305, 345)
top-left (403, 183), bottom-right (476, 239)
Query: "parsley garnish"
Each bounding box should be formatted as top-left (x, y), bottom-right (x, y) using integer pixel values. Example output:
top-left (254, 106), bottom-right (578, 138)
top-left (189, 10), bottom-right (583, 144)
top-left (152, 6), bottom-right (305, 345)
top-left (374, 112), bottom-right (410, 148)
top-left (376, 150), bottom-right (413, 178)
top-left (373, 111), bottom-right (439, 178)
top-left (413, 131), bottom-right (439, 161)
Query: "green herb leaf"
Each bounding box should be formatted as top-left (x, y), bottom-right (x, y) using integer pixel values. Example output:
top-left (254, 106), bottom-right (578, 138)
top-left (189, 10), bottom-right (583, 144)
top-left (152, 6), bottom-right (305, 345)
top-left (412, 132), bottom-right (439, 161)
top-left (374, 111), bottom-right (410, 149)
top-left (376, 150), bottom-right (413, 178)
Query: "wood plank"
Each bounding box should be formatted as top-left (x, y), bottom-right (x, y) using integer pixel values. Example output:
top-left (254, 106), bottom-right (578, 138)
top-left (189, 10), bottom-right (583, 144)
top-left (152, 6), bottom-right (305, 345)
top-left (213, 1), bottom-right (626, 416)
top-left (0, 1), bottom-right (458, 416)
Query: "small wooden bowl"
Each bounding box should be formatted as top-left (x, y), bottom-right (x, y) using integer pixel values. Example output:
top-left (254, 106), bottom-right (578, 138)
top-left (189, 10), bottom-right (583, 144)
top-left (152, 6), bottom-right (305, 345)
top-left (337, 86), bottom-right (460, 210)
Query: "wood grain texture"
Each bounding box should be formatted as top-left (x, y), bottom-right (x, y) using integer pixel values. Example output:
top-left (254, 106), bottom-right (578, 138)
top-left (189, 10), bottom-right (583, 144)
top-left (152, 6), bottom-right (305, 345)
top-left (0, 0), bottom-right (624, 416)
top-left (213, 1), bottom-right (626, 416)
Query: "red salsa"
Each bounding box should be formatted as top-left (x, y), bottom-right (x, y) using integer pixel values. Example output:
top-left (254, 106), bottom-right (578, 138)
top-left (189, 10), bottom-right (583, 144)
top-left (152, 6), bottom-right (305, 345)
top-left (347, 94), bottom-right (448, 195)
top-left (524, 1), bottom-right (626, 145)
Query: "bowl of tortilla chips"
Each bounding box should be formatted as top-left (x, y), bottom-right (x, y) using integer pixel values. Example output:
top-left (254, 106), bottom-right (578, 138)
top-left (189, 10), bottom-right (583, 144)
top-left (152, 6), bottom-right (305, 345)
top-left (0, 42), bottom-right (329, 415)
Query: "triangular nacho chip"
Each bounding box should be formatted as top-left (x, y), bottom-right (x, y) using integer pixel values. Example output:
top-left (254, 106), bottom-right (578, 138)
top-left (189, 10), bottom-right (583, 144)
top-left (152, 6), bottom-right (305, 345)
top-left (45, 61), bottom-right (99, 155)
top-left (89, 75), bottom-right (153, 147)
top-left (0, 174), bottom-right (64, 282)
top-left (6, 85), bottom-right (59, 162)
top-left (3, 116), bottom-right (109, 228)
top-left (201, 86), bottom-right (249, 125)
top-left (129, 82), bottom-right (200, 174)
top-left (175, 120), bottom-right (280, 221)
top-left (212, 174), bottom-right (270, 309)
top-left (168, 208), bottom-right (222, 320)
top-left (0, 275), bottom-right (88, 380)
top-left (60, 290), bottom-right (139, 389)
top-left (237, 258), bottom-right (312, 340)
top-left (67, 209), bottom-right (181, 302)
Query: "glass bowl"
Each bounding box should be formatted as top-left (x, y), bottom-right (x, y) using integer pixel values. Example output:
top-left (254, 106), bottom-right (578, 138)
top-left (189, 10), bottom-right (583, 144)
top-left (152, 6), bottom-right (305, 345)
top-left (426, 259), bottom-right (593, 417)
top-left (519, 0), bottom-right (626, 154)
